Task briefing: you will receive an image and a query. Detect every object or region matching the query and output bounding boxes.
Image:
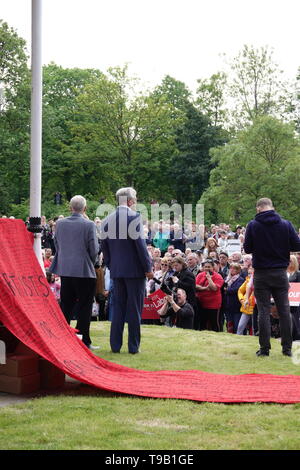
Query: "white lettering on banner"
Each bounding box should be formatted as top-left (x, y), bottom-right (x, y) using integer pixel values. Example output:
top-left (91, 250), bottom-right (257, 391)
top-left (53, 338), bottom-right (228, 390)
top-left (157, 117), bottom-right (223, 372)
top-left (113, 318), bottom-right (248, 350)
top-left (289, 292), bottom-right (300, 298)
top-left (288, 284), bottom-right (300, 306)
top-left (152, 297), bottom-right (165, 309)
top-left (0, 340), bottom-right (6, 364)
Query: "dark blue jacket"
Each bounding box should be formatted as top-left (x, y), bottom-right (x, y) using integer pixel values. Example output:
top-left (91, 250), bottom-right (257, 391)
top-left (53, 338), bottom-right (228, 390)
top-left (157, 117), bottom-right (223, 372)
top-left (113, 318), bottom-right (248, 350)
top-left (225, 276), bottom-right (245, 314)
top-left (101, 206), bottom-right (151, 278)
top-left (169, 230), bottom-right (186, 252)
top-left (244, 210), bottom-right (300, 269)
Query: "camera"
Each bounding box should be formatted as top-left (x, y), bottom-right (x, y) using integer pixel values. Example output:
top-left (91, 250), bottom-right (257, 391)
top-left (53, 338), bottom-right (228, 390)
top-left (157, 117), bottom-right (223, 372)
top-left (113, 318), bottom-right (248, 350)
top-left (153, 277), bottom-right (178, 303)
top-left (159, 279), bottom-right (173, 296)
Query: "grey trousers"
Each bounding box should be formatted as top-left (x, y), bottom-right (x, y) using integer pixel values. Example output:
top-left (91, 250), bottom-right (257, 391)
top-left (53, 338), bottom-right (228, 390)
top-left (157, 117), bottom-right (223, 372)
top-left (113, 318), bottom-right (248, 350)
top-left (254, 268), bottom-right (292, 352)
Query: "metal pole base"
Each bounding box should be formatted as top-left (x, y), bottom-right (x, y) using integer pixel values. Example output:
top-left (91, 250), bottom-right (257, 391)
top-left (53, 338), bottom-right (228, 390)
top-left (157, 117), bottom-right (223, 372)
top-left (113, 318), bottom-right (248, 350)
top-left (27, 216), bottom-right (43, 233)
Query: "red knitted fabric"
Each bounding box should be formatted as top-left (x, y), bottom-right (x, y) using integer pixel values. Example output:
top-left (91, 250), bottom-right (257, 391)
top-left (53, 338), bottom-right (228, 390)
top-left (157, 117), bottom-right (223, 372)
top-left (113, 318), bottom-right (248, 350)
top-left (1, 219), bottom-right (300, 403)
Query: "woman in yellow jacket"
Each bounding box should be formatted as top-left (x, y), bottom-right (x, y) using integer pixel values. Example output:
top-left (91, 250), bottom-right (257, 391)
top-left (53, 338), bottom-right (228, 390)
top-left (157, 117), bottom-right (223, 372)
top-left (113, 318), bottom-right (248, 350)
top-left (237, 268), bottom-right (255, 335)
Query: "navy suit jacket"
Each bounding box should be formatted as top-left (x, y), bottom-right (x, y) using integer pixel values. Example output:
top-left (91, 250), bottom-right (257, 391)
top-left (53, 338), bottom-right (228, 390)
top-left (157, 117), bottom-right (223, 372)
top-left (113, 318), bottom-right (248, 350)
top-left (101, 206), bottom-right (151, 279)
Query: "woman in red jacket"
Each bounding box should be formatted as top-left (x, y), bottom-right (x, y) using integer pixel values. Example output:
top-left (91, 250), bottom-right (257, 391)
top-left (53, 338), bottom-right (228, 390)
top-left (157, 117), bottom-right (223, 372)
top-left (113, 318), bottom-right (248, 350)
top-left (196, 259), bottom-right (224, 332)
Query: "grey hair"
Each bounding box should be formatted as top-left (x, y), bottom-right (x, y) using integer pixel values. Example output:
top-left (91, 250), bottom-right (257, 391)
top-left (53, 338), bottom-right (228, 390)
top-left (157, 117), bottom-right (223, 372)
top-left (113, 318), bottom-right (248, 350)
top-left (231, 251), bottom-right (242, 260)
top-left (116, 187), bottom-right (137, 204)
top-left (70, 195), bottom-right (86, 213)
top-left (187, 252), bottom-right (198, 258)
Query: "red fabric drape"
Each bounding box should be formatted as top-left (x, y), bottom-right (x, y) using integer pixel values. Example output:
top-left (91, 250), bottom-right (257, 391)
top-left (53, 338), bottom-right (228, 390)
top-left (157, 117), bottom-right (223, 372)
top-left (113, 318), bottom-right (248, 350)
top-left (1, 219), bottom-right (300, 403)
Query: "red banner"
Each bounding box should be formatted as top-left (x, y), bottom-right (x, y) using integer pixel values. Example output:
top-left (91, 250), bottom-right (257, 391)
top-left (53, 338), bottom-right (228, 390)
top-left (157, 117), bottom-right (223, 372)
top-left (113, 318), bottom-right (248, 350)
top-left (1, 219), bottom-right (300, 403)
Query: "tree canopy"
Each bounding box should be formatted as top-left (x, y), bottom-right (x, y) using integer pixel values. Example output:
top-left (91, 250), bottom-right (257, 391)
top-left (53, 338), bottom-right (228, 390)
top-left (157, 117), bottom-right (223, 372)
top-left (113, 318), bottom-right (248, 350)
top-left (1, 19), bottom-right (300, 226)
top-left (201, 116), bottom-right (300, 226)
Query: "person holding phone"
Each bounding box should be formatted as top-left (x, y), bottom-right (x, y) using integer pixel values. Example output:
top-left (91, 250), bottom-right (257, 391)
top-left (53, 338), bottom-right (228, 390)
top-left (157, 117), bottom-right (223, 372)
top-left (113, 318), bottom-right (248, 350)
top-left (195, 259), bottom-right (224, 332)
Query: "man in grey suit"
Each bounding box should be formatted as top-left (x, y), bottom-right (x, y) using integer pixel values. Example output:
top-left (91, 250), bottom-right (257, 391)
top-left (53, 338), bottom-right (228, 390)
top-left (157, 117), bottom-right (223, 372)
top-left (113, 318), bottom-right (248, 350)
top-left (50, 195), bottom-right (99, 348)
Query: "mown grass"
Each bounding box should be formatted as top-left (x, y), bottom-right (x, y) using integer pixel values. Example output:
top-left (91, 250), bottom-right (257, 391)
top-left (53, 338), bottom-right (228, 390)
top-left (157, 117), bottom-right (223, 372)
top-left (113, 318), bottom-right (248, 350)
top-left (0, 322), bottom-right (300, 450)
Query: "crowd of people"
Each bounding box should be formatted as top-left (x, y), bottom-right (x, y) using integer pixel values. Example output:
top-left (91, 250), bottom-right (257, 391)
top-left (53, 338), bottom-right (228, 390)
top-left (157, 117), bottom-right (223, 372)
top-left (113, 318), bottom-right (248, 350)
top-left (143, 225), bottom-right (300, 342)
top-left (3, 190), bottom-right (300, 361)
top-left (25, 212), bottom-right (300, 344)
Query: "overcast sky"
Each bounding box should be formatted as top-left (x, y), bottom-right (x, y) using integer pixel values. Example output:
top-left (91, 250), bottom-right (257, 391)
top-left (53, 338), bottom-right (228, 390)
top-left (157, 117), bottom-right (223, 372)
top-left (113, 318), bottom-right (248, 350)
top-left (1, 0), bottom-right (299, 92)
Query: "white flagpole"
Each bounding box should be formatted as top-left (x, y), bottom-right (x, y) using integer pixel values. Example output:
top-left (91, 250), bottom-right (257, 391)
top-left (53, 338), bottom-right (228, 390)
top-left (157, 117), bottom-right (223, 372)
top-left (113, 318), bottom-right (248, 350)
top-left (29, 0), bottom-right (44, 270)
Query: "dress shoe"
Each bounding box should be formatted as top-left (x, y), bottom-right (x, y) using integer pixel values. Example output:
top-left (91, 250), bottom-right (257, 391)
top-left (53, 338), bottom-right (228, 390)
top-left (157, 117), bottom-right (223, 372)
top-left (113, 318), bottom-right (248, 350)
top-left (129, 350), bottom-right (139, 354)
top-left (111, 350), bottom-right (120, 353)
top-left (282, 350), bottom-right (292, 357)
top-left (256, 349), bottom-right (269, 357)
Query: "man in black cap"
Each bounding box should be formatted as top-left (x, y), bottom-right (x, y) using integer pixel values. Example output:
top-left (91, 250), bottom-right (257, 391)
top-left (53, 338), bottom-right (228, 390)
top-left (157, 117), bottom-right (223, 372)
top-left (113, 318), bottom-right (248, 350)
top-left (244, 198), bottom-right (300, 357)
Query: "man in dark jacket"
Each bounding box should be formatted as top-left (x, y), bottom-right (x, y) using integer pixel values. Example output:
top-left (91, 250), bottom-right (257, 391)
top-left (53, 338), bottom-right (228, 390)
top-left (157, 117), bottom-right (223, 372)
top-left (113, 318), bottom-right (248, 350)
top-left (168, 256), bottom-right (196, 310)
top-left (244, 198), bottom-right (300, 357)
top-left (158, 289), bottom-right (194, 329)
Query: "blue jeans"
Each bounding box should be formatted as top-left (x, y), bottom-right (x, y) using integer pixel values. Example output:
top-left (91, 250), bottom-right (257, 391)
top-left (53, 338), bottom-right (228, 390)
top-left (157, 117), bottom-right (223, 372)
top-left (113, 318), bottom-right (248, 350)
top-left (226, 312), bottom-right (242, 333)
top-left (237, 314), bottom-right (251, 335)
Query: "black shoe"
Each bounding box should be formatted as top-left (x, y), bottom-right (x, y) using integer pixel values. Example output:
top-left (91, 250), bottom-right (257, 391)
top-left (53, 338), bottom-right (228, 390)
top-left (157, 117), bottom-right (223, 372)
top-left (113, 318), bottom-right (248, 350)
top-left (111, 350), bottom-right (120, 353)
top-left (129, 351), bottom-right (139, 354)
top-left (256, 349), bottom-right (269, 357)
top-left (282, 350), bottom-right (292, 357)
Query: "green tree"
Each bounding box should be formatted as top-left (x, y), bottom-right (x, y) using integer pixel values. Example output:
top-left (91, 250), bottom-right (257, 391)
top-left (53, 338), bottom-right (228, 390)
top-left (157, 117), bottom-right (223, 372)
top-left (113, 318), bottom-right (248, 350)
top-left (0, 20), bottom-right (30, 210)
top-left (228, 45), bottom-right (289, 127)
top-left (152, 75), bottom-right (192, 112)
top-left (201, 116), bottom-right (300, 226)
top-left (170, 103), bottom-right (226, 205)
top-left (71, 66), bottom-right (182, 201)
top-left (294, 66), bottom-right (300, 132)
top-left (196, 72), bottom-right (228, 127)
top-left (42, 63), bottom-right (103, 201)
top-left (0, 20), bottom-right (29, 103)
top-left (152, 75), bottom-right (227, 205)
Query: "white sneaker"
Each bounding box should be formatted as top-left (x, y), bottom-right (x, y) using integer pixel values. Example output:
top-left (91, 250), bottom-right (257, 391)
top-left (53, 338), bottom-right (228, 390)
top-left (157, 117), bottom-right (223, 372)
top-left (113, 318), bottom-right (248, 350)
top-left (88, 345), bottom-right (100, 351)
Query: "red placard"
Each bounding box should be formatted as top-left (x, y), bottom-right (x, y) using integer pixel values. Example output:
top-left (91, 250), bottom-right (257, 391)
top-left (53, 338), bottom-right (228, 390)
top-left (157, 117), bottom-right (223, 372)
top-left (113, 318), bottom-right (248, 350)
top-left (142, 289), bottom-right (166, 319)
top-left (288, 283), bottom-right (300, 306)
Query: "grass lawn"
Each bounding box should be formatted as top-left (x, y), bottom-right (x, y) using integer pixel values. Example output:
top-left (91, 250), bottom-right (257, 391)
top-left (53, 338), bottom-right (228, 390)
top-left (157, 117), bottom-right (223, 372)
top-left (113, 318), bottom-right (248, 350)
top-left (1, 321), bottom-right (300, 450)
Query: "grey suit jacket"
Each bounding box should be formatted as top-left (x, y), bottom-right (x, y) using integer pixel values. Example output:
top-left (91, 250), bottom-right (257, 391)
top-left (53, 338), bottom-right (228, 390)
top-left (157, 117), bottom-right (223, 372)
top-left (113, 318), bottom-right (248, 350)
top-left (49, 213), bottom-right (98, 278)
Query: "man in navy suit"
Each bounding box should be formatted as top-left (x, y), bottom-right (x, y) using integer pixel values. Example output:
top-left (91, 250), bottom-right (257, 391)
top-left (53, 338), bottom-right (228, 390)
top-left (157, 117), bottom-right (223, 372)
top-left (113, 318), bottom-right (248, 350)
top-left (101, 187), bottom-right (153, 354)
